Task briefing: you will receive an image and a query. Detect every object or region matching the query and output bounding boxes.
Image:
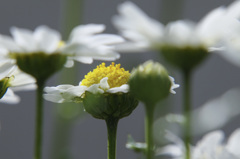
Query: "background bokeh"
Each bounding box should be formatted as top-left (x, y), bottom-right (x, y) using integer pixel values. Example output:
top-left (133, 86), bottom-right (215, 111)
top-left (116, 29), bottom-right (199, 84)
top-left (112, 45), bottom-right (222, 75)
top-left (0, 0), bottom-right (240, 159)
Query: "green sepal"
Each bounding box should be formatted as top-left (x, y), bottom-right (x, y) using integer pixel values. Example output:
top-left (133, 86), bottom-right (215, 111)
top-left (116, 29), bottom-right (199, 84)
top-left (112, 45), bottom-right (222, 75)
top-left (83, 92), bottom-right (139, 120)
top-left (160, 46), bottom-right (208, 72)
top-left (0, 75), bottom-right (14, 99)
top-left (10, 52), bottom-right (67, 81)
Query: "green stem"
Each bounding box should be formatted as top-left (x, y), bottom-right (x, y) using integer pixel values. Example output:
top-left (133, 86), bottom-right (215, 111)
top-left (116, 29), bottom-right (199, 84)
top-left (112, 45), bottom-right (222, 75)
top-left (61, 0), bottom-right (84, 39)
top-left (34, 80), bottom-right (45, 159)
top-left (106, 118), bottom-right (119, 159)
top-left (145, 104), bottom-right (155, 159)
top-left (183, 70), bottom-right (192, 159)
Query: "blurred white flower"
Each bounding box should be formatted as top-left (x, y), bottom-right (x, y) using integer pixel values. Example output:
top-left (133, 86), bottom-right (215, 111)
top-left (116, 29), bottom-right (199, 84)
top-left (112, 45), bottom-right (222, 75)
top-left (0, 60), bottom-right (36, 104)
top-left (113, 1), bottom-right (239, 52)
top-left (0, 24), bottom-right (124, 66)
top-left (154, 89), bottom-right (240, 141)
top-left (157, 128), bottom-right (240, 159)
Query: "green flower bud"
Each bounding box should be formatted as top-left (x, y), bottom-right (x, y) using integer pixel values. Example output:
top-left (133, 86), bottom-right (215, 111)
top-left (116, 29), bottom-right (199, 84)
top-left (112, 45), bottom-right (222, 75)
top-left (0, 76), bottom-right (14, 99)
top-left (160, 46), bottom-right (208, 72)
top-left (129, 60), bottom-right (171, 105)
top-left (10, 52), bottom-right (67, 81)
top-left (83, 92), bottom-right (139, 120)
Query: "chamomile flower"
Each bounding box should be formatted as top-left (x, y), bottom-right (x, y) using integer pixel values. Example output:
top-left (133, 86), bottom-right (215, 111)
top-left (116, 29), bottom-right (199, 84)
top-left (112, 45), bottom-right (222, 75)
top-left (44, 62), bottom-right (138, 119)
top-left (0, 60), bottom-right (36, 104)
top-left (0, 25), bottom-right (123, 65)
top-left (113, 1), bottom-right (239, 71)
top-left (0, 25), bottom-right (124, 81)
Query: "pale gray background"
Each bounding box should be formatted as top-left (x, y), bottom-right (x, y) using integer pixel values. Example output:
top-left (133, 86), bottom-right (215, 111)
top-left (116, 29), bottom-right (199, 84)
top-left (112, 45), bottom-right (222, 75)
top-left (0, 0), bottom-right (240, 159)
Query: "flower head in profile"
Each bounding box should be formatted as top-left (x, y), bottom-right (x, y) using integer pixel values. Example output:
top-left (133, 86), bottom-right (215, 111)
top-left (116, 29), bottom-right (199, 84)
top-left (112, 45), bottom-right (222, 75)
top-left (0, 25), bottom-right (124, 81)
top-left (44, 62), bottom-right (138, 119)
top-left (113, 1), bottom-right (239, 71)
top-left (0, 60), bottom-right (36, 104)
top-left (0, 25), bottom-right (123, 65)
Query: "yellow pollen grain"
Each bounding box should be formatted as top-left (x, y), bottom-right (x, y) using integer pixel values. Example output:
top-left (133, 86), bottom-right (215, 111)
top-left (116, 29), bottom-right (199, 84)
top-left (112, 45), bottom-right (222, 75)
top-left (81, 62), bottom-right (130, 88)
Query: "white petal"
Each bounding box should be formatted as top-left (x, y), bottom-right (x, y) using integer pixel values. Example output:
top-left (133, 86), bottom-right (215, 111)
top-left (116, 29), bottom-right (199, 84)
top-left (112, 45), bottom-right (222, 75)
top-left (99, 77), bottom-right (110, 90)
top-left (11, 84), bottom-right (36, 92)
top-left (86, 84), bottom-right (104, 94)
top-left (0, 61), bottom-right (15, 80)
top-left (64, 59), bottom-right (74, 68)
top-left (10, 27), bottom-right (37, 52)
top-left (155, 145), bottom-right (182, 157)
top-left (196, 7), bottom-right (237, 45)
top-left (113, 1), bottom-right (163, 43)
top-left (70, 56), bottom-right (93, 64)
top-left (33, 25), bottom-right (61, 53)
top-left (44, 85), bottom-right (74, 93)
top-left (227, 0), bottom-right (240, 19)
top-left (43, 94), bottom-right (65, 103)
top-left (196, 131), bottom-right (224, 150)
top-left (70, 24), bottom-right (105, 40)
top-left (82, 34), bottom-right (125, 46)
top-left (169, 76), bottom-right (180, 94)
top-left (63, 85), bottom-right (87, 97)
top-left (63, 43), bottom-right (119, 62)
top-left (44, 84), bottom-right (87, 103)
top-left (9, 68), bottom-right (35, 87)
top-left (0, 89), bottom-right (20, 104)
top-left (227, 128), bottom-right (240, 157)
top-left (165, 20), bottom-right (198, 47)
top-left (0, 34), bottom-right (22, 52)
top-left (107, 84), bottom-right (129, 93)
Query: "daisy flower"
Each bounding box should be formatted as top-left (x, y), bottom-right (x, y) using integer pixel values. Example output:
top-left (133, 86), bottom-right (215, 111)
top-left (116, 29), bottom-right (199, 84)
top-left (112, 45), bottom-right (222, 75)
top-left (44, 62), bottom-right (131, 104)
top-left (113, 1), bottom-right (240, 71)
top-left (0, 24), bottom-right (123, 66)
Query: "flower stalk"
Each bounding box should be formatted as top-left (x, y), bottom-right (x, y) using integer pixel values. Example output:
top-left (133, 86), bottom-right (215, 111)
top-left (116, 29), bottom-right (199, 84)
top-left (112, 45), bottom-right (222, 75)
top-left (144, 103), bottom-right (155, 159)
top-left (183, 70), bottom-right (192, 159)
top-left (34, 79), bottom-right (45, 159)
top-left (106, 118), bottom-right (119, 159)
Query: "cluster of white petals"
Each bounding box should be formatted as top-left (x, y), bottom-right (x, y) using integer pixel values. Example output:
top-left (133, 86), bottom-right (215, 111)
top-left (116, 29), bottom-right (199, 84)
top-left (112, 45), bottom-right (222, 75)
top-left (112, 1), bottom-right (240, 52)
top-left (158, 128), bottom-right (240, 159)
top-left (0, 24), bottom-right (124, 67)
top-left (0, 60), bottom-right (36, 104)
top-left (43, 77), bottom-right (129, 103)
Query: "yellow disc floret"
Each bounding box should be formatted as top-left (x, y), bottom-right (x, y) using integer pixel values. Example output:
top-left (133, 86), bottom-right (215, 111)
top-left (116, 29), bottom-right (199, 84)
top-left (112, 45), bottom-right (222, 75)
top-left (81, 62), bottom-right (130, 88)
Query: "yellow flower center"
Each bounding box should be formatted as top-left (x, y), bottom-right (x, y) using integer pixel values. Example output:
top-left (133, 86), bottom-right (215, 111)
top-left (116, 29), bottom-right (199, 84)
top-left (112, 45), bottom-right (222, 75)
top-left (81, 62), bottom-right (130, 88)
